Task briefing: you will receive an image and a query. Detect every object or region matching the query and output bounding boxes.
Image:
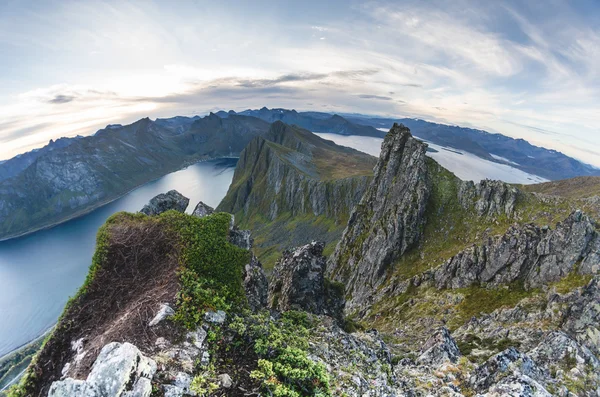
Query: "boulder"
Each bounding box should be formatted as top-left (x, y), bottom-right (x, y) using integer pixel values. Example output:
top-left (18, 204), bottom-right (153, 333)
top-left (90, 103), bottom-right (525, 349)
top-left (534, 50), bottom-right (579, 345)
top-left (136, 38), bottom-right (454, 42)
top-left (140, 190), bottom-right (189, 216)
top-left (49, 342), bottom-right (157, 397)
top-left (192, 201), bottom-right (214, 218)
top-left (469, 347), bottom-right (546, 393)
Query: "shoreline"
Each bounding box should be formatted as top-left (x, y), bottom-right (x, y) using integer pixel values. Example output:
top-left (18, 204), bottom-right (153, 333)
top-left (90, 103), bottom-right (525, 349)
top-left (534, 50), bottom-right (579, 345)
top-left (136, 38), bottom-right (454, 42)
top-left (0, 156), bottom-right (240, 243)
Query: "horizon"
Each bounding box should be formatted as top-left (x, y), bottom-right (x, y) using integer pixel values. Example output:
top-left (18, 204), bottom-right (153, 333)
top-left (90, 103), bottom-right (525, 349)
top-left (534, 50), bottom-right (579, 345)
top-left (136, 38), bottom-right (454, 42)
top-left (1, 0), bottom-right (599, 165)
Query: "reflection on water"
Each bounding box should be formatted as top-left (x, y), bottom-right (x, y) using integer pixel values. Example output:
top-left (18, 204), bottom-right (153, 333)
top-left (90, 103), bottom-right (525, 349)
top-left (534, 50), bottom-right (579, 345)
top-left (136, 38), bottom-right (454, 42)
top-left (0, 159), bottom-right (236, 357)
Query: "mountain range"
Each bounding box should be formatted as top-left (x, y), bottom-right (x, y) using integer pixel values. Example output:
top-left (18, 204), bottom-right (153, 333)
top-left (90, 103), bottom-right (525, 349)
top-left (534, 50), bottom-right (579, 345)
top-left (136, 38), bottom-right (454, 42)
top-left (1, 106), bottom-right (598, 242)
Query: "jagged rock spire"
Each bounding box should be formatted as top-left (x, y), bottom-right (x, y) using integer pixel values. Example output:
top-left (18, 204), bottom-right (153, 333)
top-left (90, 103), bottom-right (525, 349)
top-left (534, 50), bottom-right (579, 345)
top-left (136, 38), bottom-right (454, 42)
top-left (329, 123), bottom-right (430, 313)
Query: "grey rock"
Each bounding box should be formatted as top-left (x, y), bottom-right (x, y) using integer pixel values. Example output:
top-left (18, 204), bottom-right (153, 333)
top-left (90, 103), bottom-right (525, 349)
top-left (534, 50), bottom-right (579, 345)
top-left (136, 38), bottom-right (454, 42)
top-left (163, 385), bottom-right (185, 397)
top-left (243, 255), bottom-right (268, 311)
top-left (330, 123), bottom-right (430, 313)
top-left (269, 241), bottom-right (344, 320)
top-left (204, 310), bottom-right (226, 324)
top-left (122, 378), bottom-right (152, 397)
top-left (187, 327), bottom-right (208, 350)
top-left (140, 190), bottom-right (189, 216)
top-left (228, 228), bottom-right (253, 250)
top-left (191, 201), bottom-right (214, 218)
top-left (49, 342), bottom-right (156, 397)
top-left (434, 210), bottom-right (600, 290)
top-left (469, 348), bottom-right (547, 393)
top-left (459, 179), bottom-right (519, 217)
top-left (149, 303), bottom-right (175, 327)
top-left (200, 351), bottom-right (210, 367)
top-left (173, 372), bottom-right (194, 394)
top-left (417, 327), bottom-right (461, 366)
top-left (218, 373), bottom-right (233, 388)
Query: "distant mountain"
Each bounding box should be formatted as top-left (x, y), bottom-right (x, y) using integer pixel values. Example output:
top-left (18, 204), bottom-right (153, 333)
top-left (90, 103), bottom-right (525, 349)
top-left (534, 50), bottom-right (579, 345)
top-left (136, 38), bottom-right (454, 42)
top-left (0, 114), bottom-right (270, 240)
top-left (0, 136), bottom-right (81, 183)
top-left (219, 107), bottom-right (384, 137)
top-left (344, 115), bottom-right (600, 181)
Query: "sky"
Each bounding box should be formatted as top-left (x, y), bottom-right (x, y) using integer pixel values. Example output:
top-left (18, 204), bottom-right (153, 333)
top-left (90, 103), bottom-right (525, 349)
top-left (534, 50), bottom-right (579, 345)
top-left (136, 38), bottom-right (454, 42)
top-left (0, 0), bottom-right (599, 166)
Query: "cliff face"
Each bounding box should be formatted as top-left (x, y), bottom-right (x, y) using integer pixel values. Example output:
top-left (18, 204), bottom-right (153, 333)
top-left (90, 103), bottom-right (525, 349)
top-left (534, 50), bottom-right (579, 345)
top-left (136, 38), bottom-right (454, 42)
top-left (329, 123), bottom-right (430, 311)
top-left (217, 121), bottom-right (376, 268)
top-left (434, 210), bottom-right (599, 289)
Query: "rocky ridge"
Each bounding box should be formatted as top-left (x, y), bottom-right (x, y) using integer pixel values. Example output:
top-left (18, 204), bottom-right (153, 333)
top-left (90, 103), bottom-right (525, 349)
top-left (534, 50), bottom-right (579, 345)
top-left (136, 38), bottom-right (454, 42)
top-left (217, 121), bottom-right (376, 268)
top-left (329, 123), bottom-right (430, 312)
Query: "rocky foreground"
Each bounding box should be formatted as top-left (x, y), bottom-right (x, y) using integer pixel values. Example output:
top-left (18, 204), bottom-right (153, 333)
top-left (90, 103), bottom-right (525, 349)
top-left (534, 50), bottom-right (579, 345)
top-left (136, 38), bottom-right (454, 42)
top-left (6, 124), bottom-right (600, 397)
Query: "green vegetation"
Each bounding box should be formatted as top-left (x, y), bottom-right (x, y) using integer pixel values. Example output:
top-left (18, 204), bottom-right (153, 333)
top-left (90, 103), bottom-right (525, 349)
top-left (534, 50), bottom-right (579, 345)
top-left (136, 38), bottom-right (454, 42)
top-left (551, 271), bottom-right (593, 294)
top-left (448, 282), bottom-right (540, 329)
top-left (240, 311), bottom-right (331, 397)
top-left (162, 211), bottom-right (251, 329)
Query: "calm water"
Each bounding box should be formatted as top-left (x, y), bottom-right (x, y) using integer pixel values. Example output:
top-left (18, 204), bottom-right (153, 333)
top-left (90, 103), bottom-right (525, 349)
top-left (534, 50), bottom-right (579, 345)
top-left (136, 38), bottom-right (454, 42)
top-left (0, 159), bottom-right (237, 357)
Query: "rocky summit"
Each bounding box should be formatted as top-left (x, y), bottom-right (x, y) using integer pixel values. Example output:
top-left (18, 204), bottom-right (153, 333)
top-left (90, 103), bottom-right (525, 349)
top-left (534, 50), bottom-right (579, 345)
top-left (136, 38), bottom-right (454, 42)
top-left (6, 123), bottom-right (600, 397)
top-left (329, 123), bottom-right (430, 312)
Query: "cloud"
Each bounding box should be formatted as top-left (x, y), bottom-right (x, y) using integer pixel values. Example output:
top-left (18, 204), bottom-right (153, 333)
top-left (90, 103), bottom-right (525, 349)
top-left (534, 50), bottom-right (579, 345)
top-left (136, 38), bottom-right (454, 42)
top-left (0, 1), bottom-right (599, 168)
top-left (357, 94), bottom-right (392, 100)
top-left (47, 95), bottom-right (76, 104)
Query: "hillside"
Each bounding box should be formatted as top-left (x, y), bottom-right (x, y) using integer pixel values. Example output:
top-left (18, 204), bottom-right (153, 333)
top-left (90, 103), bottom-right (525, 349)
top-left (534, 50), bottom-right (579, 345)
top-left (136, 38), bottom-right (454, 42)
top-left (522, 176), bottom-right (600, 199)
top-left (217, 121), bottom-right (377, 268)
top-left (0, 114), bottom-right (270, 241)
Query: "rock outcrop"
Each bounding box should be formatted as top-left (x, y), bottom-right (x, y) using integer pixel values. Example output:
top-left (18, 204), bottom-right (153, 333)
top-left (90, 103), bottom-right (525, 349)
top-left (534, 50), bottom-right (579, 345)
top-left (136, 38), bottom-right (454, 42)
top-left (269, 241), bottom-right (344, 320)
top-left (49, 342), bottom-right (156, 397)
top-left (330, 123), bottom-right (430, 312)
top-left (458, 179), bottom-right (520, 217)
top-left (140, 190), bottom-right (189, 216)
top-left (191, 201), bottom-right (214, 218)
top-left (434, 210), bottom-right (599, 289)
top-left (243, 255), bottom-right (268, 312)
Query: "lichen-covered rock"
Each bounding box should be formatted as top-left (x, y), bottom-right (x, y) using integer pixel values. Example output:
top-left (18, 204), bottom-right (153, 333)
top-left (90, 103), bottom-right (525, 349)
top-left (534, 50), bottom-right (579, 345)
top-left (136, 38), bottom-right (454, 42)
top-left (459, 179), bottom-right (519, 217)
top-left (149, 303), bottom-right (175, 327)
top-left (269, 241), bottom-right (344, 320)
top-left (191, 201), bottom-right (214, 218)
top-left (418, 327), bottom-right (461, 366)
top-left (469, 347), bottom-right (547, 393)
top-left (228, 227), bottom-right (253, 250)
top-left (49, 342), bottom-right (157, 397)
top-left (434, 210), bottom-right (599, 290)
top-left (330, 123), bottom-right (430, 313)
top-left (140, 190), bottom-right (189, 215)
top-left (243, 255), bottom-right (268, 312)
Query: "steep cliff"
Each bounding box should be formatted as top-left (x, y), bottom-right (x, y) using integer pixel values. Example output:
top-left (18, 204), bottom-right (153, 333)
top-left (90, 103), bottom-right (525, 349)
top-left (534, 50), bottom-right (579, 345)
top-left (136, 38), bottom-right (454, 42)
top-left (329, 123), bottom-right (430, 311)
top-left (217, 121), bottom-right (376, 268)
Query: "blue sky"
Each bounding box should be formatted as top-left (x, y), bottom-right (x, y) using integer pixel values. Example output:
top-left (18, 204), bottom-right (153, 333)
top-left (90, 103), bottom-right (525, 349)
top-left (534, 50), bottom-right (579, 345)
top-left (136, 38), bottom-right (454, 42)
top-left (1, 0), bottom-right (599, 166)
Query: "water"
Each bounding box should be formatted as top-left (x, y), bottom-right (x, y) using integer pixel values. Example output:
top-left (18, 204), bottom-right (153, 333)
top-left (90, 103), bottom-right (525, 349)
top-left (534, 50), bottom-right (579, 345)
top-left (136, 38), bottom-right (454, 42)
top-left (0, 158), bottom-right (237, 357)
top-left (314, 133), bottom-right (547, 184)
